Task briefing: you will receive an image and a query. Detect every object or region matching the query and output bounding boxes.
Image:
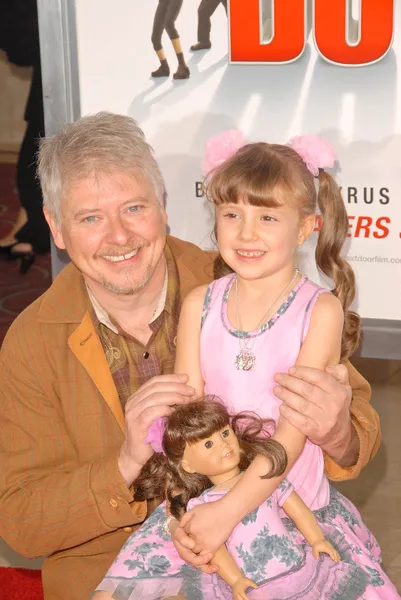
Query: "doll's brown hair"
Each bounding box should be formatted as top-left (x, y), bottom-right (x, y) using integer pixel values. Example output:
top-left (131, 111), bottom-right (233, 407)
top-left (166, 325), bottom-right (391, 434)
top-left (134, 398), bottom-right (287, 519)
top-left (205, 142), bottom-right (360, 360)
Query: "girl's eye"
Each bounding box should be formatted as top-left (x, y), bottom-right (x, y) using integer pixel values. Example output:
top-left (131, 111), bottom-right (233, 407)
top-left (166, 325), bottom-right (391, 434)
top-left (262, 215), bottom-right (276, 222)
top-left (224, 212), bottom-right (239, 219)
top-left (222, 429), bottom-right (230, 438)
top-left (205, 440), bottom-right (213, 449)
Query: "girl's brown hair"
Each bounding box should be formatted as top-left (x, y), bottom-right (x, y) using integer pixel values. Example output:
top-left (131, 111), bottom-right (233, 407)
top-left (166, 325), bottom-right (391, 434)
top-left (134, 398), bottom-right (287, 519)
top-left (205, 142), bottom-right (360, 359)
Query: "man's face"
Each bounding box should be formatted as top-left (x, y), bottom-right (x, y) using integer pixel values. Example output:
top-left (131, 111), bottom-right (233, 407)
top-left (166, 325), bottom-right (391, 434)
top-left (46, 171), bottom-right (167, 296)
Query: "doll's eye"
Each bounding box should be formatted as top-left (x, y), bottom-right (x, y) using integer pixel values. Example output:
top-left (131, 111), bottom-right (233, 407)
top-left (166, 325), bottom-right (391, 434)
top-left (205, 440), bottom-right (213, 449)
top-left (222, 429), bottom-right (230, 438)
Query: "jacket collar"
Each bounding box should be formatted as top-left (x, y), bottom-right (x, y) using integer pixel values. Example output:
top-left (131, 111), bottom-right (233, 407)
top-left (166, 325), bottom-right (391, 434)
top-left (36, 236), bottom-right (214, 433)
top-left (37, 235), bottom-right (215, 325)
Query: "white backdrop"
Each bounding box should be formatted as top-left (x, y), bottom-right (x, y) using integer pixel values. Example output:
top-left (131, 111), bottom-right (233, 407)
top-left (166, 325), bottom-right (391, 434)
top-left (74, 0), bottom-right (401, 320)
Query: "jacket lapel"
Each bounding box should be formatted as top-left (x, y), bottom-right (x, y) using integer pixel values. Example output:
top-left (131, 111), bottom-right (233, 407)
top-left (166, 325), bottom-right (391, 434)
top-left (68, 312), bottom-right (125, 432)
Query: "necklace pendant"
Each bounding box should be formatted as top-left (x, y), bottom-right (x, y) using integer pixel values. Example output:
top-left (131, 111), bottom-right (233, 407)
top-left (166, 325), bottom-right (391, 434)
top-left (235, 349), bottom-right (256, 371)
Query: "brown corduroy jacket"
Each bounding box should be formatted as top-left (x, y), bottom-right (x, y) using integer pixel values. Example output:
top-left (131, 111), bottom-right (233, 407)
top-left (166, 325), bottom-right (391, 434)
top-left (0, 236), bottom-right (380, 600)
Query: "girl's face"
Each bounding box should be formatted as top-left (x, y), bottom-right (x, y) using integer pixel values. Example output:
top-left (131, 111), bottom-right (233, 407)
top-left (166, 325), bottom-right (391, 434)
top-left (215, 198), bottom-right (315, 282)
top-left (181, 425), bottom-right (240, 481)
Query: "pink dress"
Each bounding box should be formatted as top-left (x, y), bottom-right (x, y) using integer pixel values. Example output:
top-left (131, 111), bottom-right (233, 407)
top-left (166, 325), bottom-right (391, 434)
top-left (93, 275), bottom-right (400, 599)
top-left (199, 273), bottom-right (399, 598)
top-left (201, 274), bottom-right (330, 511)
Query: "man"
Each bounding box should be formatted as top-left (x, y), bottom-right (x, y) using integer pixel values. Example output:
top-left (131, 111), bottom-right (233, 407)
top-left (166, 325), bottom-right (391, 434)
top-left (190, 0), bottom-right (227, 51)
top-left (0, 113), bottom-right (380, 600)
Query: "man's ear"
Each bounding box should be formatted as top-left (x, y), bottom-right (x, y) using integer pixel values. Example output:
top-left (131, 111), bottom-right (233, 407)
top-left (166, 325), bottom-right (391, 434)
top-left (43, 208), bottom-right (66, 250)
top-left (298, 214), bottom-right (316, 246)
top-left (181, 459), bottom-right (195, 474)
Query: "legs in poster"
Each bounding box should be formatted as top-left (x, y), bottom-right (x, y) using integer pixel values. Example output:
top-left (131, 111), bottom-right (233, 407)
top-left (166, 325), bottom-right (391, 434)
top-left (191, 0), bottom-right (227, 51)
top-left (151, 0), bottom-right (190, 79)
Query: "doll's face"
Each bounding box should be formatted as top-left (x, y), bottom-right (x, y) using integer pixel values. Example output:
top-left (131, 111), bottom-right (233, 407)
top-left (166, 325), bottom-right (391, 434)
top-left (181, 425), bottom-right (240, 479)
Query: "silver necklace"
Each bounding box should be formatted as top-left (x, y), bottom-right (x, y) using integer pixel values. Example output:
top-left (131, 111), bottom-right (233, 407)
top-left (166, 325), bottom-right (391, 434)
top-left (234, 269), bottom-right (299, 371)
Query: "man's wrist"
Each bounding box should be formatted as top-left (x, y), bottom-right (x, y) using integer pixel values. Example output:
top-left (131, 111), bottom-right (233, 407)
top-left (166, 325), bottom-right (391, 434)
top-left (323, 420), bottom-right (360, 467)
top-left (117, 451), bottom-right (143, 488)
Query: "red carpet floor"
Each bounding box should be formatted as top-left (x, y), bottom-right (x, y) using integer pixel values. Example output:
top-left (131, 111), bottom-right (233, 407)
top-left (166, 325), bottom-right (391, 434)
top-left (0, 163), bottom-right (47, 597)
top-left (0, 163), bottom-right (51, 345)
top-left (0, 567), bottom-right (43, 600)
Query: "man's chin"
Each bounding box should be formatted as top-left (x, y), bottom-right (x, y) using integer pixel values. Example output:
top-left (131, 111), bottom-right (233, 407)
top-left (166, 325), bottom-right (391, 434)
top-left (100, 279), bottom-right (146, 295)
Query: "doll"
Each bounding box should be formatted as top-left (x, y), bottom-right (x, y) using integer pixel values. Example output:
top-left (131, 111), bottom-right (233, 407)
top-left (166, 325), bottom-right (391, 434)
top-left (92, 399), bottom-right (368, 600)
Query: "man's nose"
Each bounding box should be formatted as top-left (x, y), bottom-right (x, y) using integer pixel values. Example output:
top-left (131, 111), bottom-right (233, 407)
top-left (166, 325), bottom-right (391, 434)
top-left (106, 215), bottom-right (131, 245)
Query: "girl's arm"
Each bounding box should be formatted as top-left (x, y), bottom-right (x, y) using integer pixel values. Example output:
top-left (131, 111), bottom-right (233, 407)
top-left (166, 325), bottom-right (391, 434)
top-left (282, 490), bottom-right (340, 561)
top-left (174, 284), bottom-right (208, 397)
top-left (181, 294), bottom-right (344, 552)
top-left (211, 546), bottom-right (258, 600)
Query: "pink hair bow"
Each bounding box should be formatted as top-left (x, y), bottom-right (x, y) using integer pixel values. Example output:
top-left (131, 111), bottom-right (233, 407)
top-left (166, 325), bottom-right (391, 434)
top-left (288, 135), bottom-right (337, 177)
top-left (202, 129), bottom-right (246, 175)
top-left (144, 416), bottom-right (167, 455)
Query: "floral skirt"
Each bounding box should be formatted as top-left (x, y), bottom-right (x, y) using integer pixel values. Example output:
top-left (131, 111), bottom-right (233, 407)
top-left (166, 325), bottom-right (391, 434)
top-left (93, 485), bottom-right (399, 600)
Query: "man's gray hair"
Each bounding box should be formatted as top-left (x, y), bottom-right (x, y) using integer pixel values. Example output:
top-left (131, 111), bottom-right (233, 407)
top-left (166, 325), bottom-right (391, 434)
top-left (37, 112), bottom-right (165, 223)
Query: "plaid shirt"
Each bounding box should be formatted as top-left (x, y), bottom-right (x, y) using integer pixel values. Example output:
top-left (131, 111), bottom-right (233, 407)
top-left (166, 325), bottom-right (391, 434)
top-left (89, 243), bottom-right (180, 407)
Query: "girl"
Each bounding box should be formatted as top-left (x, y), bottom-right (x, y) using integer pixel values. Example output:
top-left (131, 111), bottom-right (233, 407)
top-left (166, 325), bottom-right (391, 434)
top-left (92, 399), bottom-right (369, 600)
top-left (150, 0), bottom-right (190, 79)
top-left (171, 131), bottom-right (399, 598)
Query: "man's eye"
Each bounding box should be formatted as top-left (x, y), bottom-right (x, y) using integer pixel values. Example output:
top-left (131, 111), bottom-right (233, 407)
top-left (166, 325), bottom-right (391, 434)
top-left (128, 205), bottom-right (141, 213)
top-left (222, 429), bottom-right (230, 438)
top-left (205, 440), bottom-right (213, 449)
top-left (84, 216), bottom-right (97, 223)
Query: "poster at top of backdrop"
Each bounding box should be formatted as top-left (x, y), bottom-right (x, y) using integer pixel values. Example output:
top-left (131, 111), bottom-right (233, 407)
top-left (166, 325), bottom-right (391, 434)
top-left (75, 0), bottom-right (400, 320)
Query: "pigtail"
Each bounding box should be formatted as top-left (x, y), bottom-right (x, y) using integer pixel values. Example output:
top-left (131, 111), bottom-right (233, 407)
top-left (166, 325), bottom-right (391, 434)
top-left (166, 467), bottom-right (211, 520)
top-left (232, 412), bottom-right (288, 479)
top-left (133, 452), bottom-right (170, 502)
top-left (316, 170), bottom-right (361, 359)
top-left (133, 451), bottom-right (211, 521)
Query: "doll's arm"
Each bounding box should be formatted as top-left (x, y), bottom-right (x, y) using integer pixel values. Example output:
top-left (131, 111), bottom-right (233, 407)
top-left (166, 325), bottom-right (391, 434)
top-left (282, 490), bottom-right (340, 562)
top-left (211, 545), bottom-right (258, 600)
top-left (174, 284), bottom-right (208, 397)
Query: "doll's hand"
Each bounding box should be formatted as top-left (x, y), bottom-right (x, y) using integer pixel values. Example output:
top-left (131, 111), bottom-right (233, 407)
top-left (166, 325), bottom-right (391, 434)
top-left (232, 577), bottom-right (258, 600)
top-left (312, 539), bottom-right (341, 562)
top-left (180, 499), bottom-right (235, 554)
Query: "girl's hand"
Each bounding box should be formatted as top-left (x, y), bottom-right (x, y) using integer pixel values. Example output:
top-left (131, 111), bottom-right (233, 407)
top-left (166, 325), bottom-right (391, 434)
top-left (170, 519), bottom-right (218, 574)
top-left (180, 499), bottom-right (235, 554)
top-left (312, 539), bottom-right (341, 562)
top-left (232, 577), bottom-right (258, 600)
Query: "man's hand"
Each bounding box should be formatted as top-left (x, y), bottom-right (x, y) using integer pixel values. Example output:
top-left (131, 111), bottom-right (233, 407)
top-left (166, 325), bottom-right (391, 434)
top-left (170, 519), bottom-right (218, 574)
top-left (118, 374), bottom-right (195, 486)
top-left (274, 365), bottom-right (359, 466)
top-left (180, 499), bottom-right (234, 556)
